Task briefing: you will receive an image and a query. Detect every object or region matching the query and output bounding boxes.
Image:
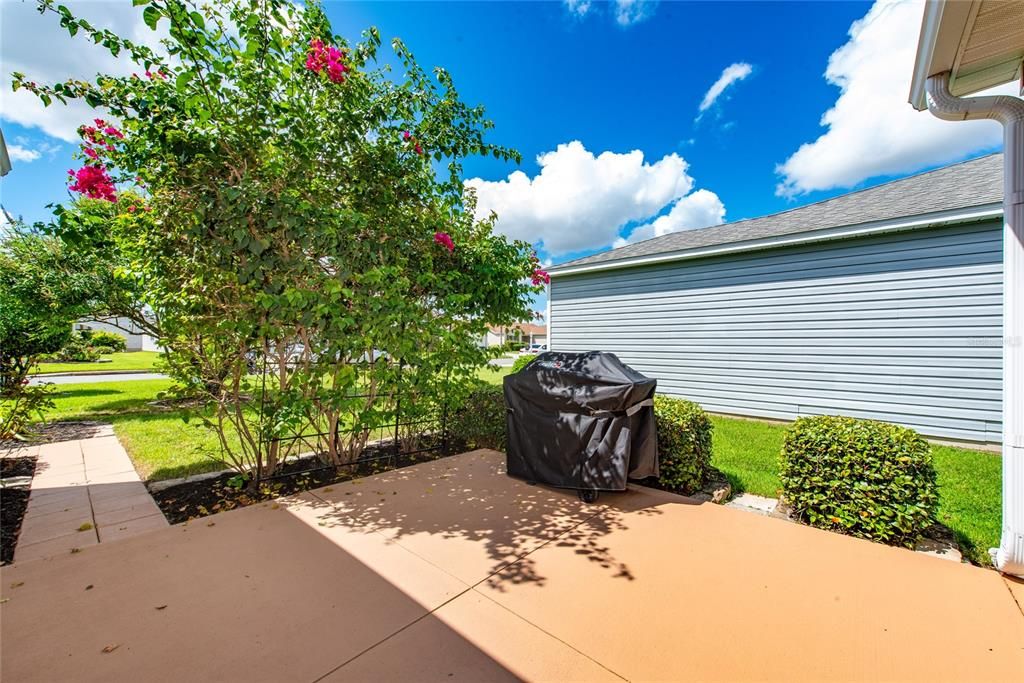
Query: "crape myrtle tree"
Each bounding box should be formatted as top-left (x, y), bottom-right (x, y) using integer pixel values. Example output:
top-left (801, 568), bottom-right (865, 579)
top-left (16, 0), bottom-right (548, 481)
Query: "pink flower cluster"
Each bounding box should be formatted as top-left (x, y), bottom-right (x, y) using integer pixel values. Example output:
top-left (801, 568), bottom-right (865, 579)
top-left (434, 231), bottom-right (454, 252)
top-left (403, 130), bottom-right (424, 156)
top-left (67, 118), bottom-right (124, 202)
top-left (528, 251), bottom-right (549, 285)
top-left (68, 165), bottom-right (117, 201)
top-left (305, 38), bottom-right (348, 83)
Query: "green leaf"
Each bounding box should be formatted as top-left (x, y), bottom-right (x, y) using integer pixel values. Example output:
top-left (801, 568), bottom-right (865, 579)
top-left (142, 5), bottom-right (160, 30)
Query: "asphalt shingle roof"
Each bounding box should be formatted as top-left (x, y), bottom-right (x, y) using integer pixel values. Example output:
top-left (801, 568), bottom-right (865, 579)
top-left (552, 153), bottom-right (1003, 271)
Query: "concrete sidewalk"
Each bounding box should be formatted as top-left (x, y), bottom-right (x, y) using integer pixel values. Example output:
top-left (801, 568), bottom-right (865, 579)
top-left (2, 450), bottom-right (1022, 682)
top-left (14, 425), bottom-right (167, 563)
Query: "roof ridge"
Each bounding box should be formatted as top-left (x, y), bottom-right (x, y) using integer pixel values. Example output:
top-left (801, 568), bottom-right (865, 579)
top-left (554, 152), bottom-right (1002, 269)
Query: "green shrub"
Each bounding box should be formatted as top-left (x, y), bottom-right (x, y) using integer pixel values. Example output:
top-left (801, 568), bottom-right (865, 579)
top-left (51, 333), bottom-right (100, 362)
top-left (498, 340), bottom-right (523, 354)
top-left (1, 384), bottom-right (56, 440)
top-left (779, 415), bottom-right (938, 547)
top-left (91, 345), bottom-right (116, 355)
top-left (449, 384), bottom-right (506, 451)
top-left (510, 354), bottom-right (535, 374)
top-left (88, 330), bottom-right (127, 352)
top-left (654, 396), bottom-right (713, 494)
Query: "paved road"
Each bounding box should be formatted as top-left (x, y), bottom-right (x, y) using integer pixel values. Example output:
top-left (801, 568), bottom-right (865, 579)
top-left (30, 372), bottom-right (168, 385)
top-left (34, 360), bottom-right (516, 384)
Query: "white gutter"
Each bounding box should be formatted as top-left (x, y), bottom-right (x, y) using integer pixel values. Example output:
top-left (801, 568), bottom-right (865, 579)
top-left (909, 0), bottom-right (945, 111)
top-left (926, 72), bottom-right (1024, 577)
top-left (549, 203), bottom-right (1002, 277)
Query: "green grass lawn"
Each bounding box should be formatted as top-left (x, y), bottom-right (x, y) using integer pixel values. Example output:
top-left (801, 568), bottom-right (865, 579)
top-left (46, 364), bottom-right (511, 482)
top-left (478, 365), bottom-right (511, 386)
top-left (47, 378), bottom-right (233, 481)
top-left (35, 350), bottom-right (163, 375)
top-left (43, 367), bottom-right (1000, 565)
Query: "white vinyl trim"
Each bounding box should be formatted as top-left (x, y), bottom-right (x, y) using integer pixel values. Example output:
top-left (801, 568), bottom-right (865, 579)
top-left (549, 204), bottom-right (1002, 278)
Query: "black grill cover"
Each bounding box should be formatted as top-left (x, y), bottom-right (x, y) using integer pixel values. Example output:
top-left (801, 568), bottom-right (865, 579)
top-left (503, 351), bottom-right (658, 492)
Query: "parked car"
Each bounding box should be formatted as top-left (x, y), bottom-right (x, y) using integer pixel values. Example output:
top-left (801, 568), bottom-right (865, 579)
top-left (525, 344), bottom-right (548, 354)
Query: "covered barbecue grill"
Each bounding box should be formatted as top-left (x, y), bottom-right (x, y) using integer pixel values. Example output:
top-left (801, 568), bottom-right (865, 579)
top-left (503, 351), bottom-right (658, 502)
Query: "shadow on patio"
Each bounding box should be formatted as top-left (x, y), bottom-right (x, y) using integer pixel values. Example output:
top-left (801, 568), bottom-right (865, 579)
top-left (292, 449), bottom-right (673, 590)
top-left (2, 449), bottom-right (1022, 682)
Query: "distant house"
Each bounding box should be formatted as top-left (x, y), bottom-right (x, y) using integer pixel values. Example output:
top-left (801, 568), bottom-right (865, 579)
top-left (75, 317), bottom-right (160, 352)
top-left (481, 323), bottom-right (548, 348)
top-left (549, 154), bottom-right (1003, 445)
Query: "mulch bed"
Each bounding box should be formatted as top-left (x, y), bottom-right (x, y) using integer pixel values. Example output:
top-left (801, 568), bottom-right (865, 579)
top-left (151, 441), bottom-right (454, 524)
top-left (1, 445), bottom-right (40, 565)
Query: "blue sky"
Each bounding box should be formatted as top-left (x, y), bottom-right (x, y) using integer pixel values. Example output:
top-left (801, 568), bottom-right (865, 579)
top-left (0, 1), bottom-right (1010, 314)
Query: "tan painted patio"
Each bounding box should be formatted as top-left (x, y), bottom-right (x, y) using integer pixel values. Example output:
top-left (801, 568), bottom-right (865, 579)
top-left (2, 449), bottom-right (1023, 682)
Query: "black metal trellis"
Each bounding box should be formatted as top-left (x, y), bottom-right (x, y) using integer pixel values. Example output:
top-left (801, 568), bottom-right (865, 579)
top-left (252, 348), bottom-right (453, 484)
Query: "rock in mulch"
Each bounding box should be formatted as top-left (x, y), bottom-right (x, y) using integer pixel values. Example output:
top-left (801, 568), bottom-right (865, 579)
top-left (683, 467), bottom-right (732, 504)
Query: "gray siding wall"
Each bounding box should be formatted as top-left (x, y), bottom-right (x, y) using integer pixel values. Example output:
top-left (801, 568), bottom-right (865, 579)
top-left (550, 221), bottom-right (1003, 443)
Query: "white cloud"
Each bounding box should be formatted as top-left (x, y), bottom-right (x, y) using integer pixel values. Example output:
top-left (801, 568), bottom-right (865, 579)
top-left (563, 0), bottom-right (592, 19)
top-left (614, 189), bottom-right (725, 247)
top-left (775, 0), bottom-right (1014, 197)
top-left (7, 145), bottom-right (41, 163)
top-left (697, 62), bottom-right (753, 115)
top-left (562, 0), bottom-right (655, 26)
top-left (613, 0), bottom-right (657, 26)
top-left (0, 1), bottom-right (170, 142)
top-left (466, 140), bottom-right (723, 255)
top-left (9, 136), bottom-right (62, 163)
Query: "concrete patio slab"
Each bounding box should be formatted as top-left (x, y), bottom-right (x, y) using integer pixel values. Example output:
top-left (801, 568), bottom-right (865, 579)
top-left (308, 452), bottom-right (606, 585)
top-left (1, 499), bottom-right (471, 683)
top-left (3, 449), bottom-right (1022, 682)
top-left (477, 483), bottom-right (1024, 682)
top-left (325, 591), bottom-right (621, 682)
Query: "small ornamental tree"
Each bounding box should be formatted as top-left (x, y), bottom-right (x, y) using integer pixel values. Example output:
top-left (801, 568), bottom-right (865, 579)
top-left (0, 227), bottom-right (108, 437)
top-left (16, 0), bottom-right (546, 480)
top-left (45, 194), bottom-right (162, 342)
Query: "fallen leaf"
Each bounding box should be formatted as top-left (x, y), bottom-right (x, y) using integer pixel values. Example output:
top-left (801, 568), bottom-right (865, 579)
top-left (85, 584), bottom-right (93, 591)
top-left (101, 644), bottom-right (119, 654)
top-left (70, 548), bottom-right (81, 554)
top-left (77, 522), bottom-right (94, 532)
top-left (9, 582), bottom-right (24, 589)
top-left (155, 605), bottom-right (167, 610)
top-left (270, 503), bottom-right (280, 510)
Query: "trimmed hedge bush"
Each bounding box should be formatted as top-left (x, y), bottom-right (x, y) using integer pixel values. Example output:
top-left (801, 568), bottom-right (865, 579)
top-left (88, 330), bottom-right (128, 352)
top-left (510, 354), bottom-right (535, 374)
top-left (780, 415), bottom-right (938, 547)
top-left (654, 396), bottom-right (713, 494)
top-left (450, 384), bottom-right (507, 451)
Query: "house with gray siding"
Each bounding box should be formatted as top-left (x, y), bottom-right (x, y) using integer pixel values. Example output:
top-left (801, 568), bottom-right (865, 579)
top-left (548, 154), bottom-right (1004, 445)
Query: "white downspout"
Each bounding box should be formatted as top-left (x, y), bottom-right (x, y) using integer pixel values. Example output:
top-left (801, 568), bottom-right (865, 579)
top-left (545, 283), bottom-right (552, 351)
top-left (925, 72), bottom-right (1024, 577)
